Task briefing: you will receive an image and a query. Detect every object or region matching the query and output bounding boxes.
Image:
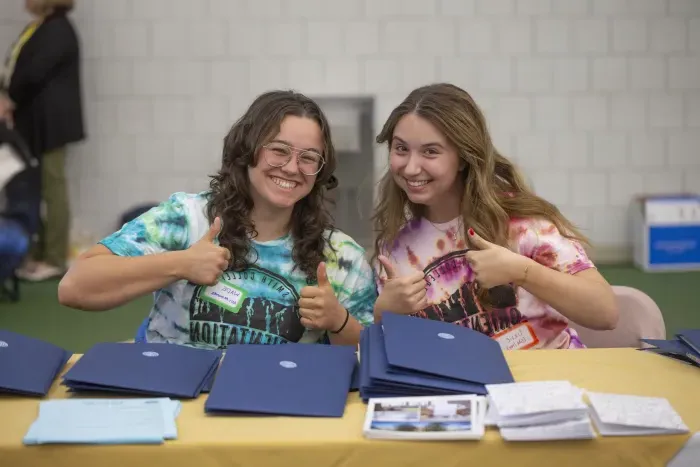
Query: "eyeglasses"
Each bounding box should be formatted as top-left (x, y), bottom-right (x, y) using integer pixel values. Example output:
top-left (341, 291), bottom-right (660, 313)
top-left (262, 142), bottom-right (325, 176)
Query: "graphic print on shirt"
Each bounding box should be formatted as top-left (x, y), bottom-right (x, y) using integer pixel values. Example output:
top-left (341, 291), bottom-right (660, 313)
top-left (416, 248), bottom-right (538, 350)
top-left (189, 265), bottom-right (304, 348)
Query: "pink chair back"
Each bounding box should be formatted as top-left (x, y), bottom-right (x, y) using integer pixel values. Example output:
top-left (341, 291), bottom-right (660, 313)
top-left (569, 286), bottom-right (666, 348)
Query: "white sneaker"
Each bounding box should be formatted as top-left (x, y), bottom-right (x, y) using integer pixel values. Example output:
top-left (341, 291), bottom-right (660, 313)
top-left (17, 263), bottom-right (64, 282)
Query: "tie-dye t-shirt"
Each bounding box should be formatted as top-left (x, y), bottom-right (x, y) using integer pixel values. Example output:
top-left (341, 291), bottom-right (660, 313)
top-left (99, 192), bottom-right (376, 349)
top-left (375, 216), bottom-right (595, 350)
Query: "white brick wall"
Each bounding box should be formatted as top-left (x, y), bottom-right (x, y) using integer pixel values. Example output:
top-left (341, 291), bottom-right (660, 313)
top-left (0, 0), bottom-right (699, 260)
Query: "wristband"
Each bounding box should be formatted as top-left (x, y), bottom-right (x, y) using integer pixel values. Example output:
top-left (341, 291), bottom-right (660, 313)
top-left (331, 308), bottom-right (350, 334)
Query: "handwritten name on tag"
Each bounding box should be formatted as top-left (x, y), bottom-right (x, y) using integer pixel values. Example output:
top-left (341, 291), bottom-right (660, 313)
top-left (493, 322), bottom-right (539, 350)
top-left (200, 279), bottom-right (248, 314)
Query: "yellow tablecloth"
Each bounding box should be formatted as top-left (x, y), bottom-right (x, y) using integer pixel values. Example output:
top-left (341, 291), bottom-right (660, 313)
top-left (1, 348), bottom-right (698, 467)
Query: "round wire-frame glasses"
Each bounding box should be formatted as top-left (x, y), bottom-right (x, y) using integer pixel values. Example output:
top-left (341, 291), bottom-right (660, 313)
top-left (262, 142), bottom-right (325, 176)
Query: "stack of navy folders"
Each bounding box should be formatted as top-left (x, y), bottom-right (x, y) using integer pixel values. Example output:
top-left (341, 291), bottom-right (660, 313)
top-left (0, 330), bottom-right (72, 396)
top-left (641, 329), bottom-right (700, 367)
top-left (205, 343), bottom-right (357, 417)
top-left (62, 343), bottom-right (222, 398)
top-left (359, 313), bottom-right (515, 401)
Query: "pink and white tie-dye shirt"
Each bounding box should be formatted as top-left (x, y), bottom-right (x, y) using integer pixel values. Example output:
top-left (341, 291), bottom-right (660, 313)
top-left (375, 216), bottom-right (595, 350)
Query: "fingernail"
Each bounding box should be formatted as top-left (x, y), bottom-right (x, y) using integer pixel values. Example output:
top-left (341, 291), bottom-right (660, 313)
top-left (468, 228), bottom-right (474, 236)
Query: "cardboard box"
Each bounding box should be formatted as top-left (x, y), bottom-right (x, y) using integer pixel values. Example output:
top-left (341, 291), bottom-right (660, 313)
top-left (632, 194), bottom-right (700, 272)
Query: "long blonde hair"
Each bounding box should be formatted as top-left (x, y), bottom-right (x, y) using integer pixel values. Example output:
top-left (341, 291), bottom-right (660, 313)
top-left (372, 83), bottom-right (587, 304)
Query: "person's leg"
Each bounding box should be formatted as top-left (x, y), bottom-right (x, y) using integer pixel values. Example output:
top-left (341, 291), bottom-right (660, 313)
top-left (19, 147), bottom-right (69, 281)
top-left (20, 162), bottom-right (48, 270)
top-left (41, 147), bottom-right (70, 270)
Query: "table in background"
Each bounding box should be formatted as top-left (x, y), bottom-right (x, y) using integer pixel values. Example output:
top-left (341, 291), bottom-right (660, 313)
top-left (1, 348), bottom-right (698, 467)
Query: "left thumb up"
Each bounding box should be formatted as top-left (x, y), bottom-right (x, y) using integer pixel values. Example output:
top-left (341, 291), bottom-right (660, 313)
top-left (468, 228), bottom-right (495, 250)
top-left (317, 262), bottom-right (331, 287)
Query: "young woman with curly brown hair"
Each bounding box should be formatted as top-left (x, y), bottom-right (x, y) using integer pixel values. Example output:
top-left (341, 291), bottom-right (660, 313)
top-left (371, 83), bottom-right (618, 350)
top-left (58, 90), bottom-right (376, 349)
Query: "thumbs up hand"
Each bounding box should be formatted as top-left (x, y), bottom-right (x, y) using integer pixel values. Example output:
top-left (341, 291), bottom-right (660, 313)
top-left (465, 228), bottom-right (529, 289)
top-left (298, 262), bottom-right (347, 331)
top-left (376, 255), bottom-right (428, 314)
top-left (179, 217), bottom-right (231, 286)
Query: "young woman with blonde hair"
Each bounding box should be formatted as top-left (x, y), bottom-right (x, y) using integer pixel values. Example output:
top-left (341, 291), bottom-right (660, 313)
top-left (372, 83), bottom-right (618, 350)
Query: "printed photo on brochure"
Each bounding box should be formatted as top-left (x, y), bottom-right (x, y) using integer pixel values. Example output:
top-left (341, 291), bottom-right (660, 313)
top-left (368, 397), bottom-right (474, 434)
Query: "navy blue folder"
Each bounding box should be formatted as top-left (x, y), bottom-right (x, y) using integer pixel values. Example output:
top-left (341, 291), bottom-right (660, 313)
top-left (641, 332), bottom-right (700, 367)
top-left (349, 359), bottom-right (360, 392)
top-left (380, 312), bottom-right (514, 385)
top-left (62, 343), bottom-right (222, 398)
top-left (0, 330), bottom-right (72, 396)
top-left (359, 325), bottom-right (425, 400)
top-left (677, 329), bottom-right (700, 357)
top-left (204, 343), bottom-right (356, 417)
top-left (358, 327), bottom-right (372, 399)
top-left (368, 323), bottom-right (487, 395)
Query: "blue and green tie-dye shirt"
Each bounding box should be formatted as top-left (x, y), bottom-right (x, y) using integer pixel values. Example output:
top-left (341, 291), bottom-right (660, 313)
top-left (99, 192), bottom-right (377, 349)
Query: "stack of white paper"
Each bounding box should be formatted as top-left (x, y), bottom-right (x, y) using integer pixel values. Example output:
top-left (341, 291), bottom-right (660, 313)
top-left (485, 380), bottom-right (596, 441)
top-left (23, 398), bottom-right (182, 445)
top-left (362, 394), bottom-right (487, 440)
top-left (587, 392), bottom-right (689, 437)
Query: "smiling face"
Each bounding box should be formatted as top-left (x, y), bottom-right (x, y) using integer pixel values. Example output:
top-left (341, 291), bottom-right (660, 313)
top-left (389, 113), bottom-right (464, 221)
top-left (248, 115), bottom-right (323, 213)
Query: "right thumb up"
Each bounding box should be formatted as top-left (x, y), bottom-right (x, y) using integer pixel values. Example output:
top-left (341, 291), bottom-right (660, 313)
top-left (202, 217), bottom-right (222, 243)
top-left (378, 255), bottom-right (397, 280)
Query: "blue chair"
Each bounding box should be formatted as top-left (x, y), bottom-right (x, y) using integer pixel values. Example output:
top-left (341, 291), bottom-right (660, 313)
top-left (135, 317), bottom-right (150, 343)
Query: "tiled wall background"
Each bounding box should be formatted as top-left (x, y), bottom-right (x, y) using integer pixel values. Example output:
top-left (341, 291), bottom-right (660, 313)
top-left (1, 0), bottom-right (699, 260)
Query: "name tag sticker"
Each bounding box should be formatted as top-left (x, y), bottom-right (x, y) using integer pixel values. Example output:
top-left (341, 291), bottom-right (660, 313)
top-left (200, 279), bottom-right (248, 314)
top-left (493, 322), bottom-right (539, 350)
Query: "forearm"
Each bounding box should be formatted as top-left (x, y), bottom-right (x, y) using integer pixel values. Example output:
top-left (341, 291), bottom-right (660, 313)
top-left (328, 313), bottom-right (363, 346)
top-left (58, 251), bottom-right (185, 311)
top-left (518, 258), bottom-right (618, 330)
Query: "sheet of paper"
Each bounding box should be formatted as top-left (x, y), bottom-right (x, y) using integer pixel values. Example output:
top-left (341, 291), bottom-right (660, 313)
top-left (486, 381), bottom-right (586, 417)
top-left (499, 417), bottom-right (596, 441)
top-left (587, 392), bottom-right (689, 434)
top-left (163, 398), bottom-right (182, 439)
top-left (23, 398), bottom-right (180, 445)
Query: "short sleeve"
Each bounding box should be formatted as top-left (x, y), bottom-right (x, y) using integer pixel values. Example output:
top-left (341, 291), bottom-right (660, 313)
top-left (326, 239), bottom-right (377, 328)
top-left (99, 193), bottom-right (192, 257)
top-left (515, 218), bottom-right (595, 275)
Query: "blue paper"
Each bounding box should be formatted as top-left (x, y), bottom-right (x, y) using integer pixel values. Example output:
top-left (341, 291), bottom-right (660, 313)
top-left (23, 398), bottom-right (181, 445)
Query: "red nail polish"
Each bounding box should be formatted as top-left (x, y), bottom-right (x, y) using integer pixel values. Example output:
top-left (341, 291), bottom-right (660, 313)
top-left (468, 228), bottom-right (474, 236)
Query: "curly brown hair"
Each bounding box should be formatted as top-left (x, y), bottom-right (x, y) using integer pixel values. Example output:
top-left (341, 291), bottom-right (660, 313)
top-left (206, 90), bottom-right (338, 283)
top-left (373, 83), bottom-right (588, 307)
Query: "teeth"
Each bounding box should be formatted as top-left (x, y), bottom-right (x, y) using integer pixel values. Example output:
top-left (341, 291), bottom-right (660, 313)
top-left (272, 177), bottom-right (297, 189)
top-left (407, 180), bottom-right (429, 187)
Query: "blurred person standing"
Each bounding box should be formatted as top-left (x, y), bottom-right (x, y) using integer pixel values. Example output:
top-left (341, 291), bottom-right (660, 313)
top-left (0, 0), bottom-right (85, 281)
